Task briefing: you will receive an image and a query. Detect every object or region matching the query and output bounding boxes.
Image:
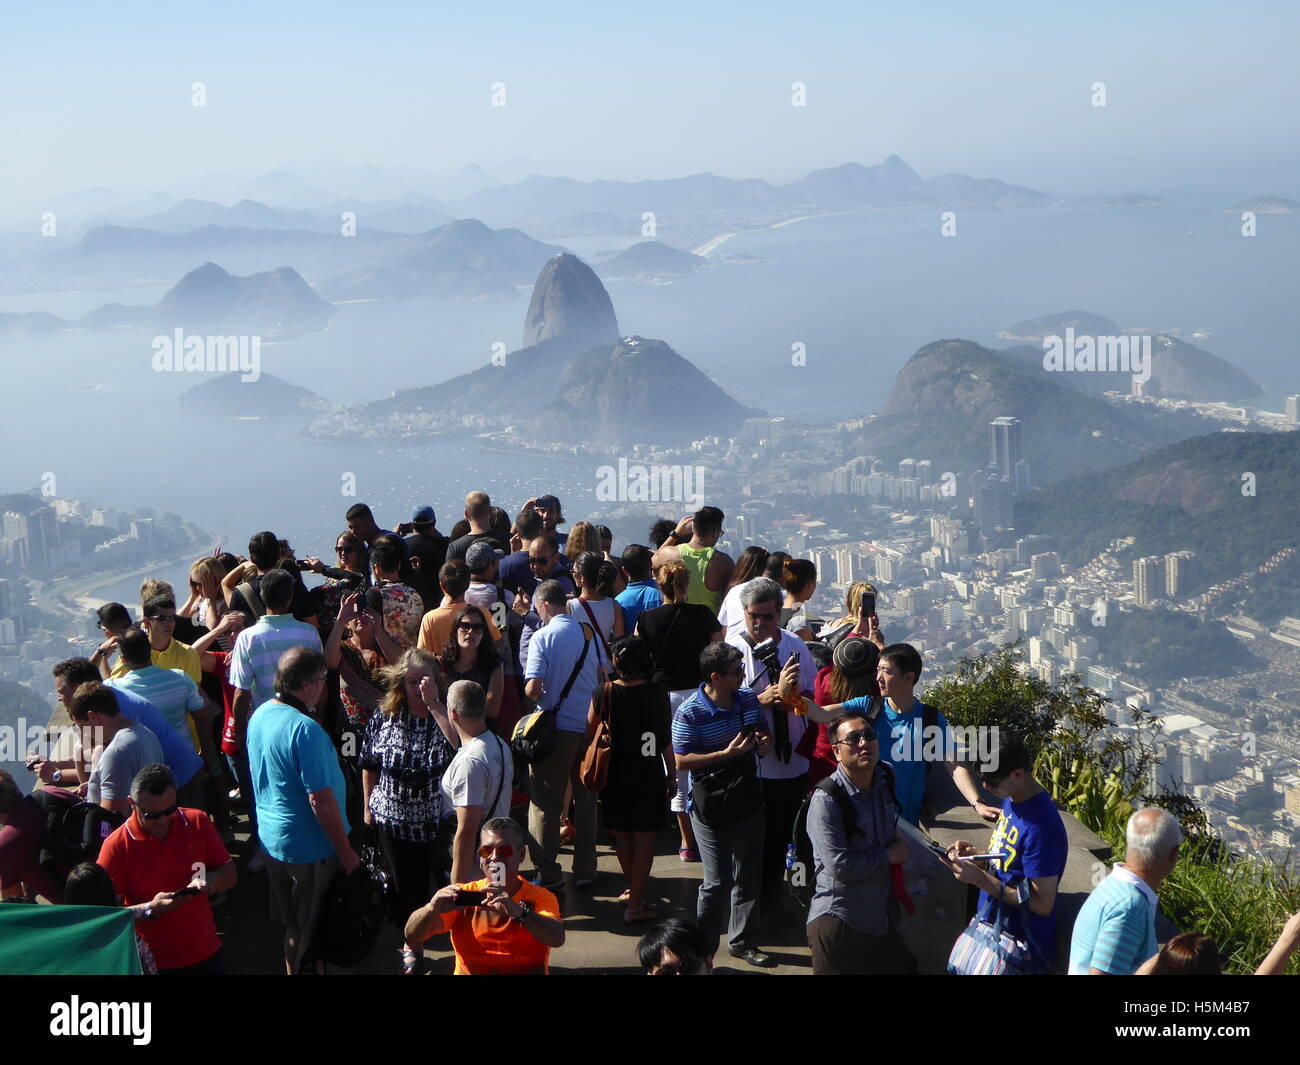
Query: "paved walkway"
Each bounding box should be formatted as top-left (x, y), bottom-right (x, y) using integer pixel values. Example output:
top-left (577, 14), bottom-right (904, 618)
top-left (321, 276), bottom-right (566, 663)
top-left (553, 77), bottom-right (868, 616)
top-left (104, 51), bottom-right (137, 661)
top-left (215, 805), bottom-right (813, 976)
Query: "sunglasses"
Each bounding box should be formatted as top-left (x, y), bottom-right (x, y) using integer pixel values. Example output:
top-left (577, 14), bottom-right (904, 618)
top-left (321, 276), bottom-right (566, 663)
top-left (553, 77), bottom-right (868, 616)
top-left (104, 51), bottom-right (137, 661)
top-left (719, 665), bottom-right (745, 677)
top-left (137, 803), bottom-right (178, 821)
top-left (145, 614), bottom-right (177, 624)
top-left (457, 622), bottom-right (485, 634)
top-left (337, 545), bottom-right (357, 555)
top-left (833, 730), bottom-right (876, 748)
top-left (745, 610), bottom-right (777, 621)
top-left (479, 844), bottom-right (514, 860)
top-left (527, 556), bottom-right (552, 567)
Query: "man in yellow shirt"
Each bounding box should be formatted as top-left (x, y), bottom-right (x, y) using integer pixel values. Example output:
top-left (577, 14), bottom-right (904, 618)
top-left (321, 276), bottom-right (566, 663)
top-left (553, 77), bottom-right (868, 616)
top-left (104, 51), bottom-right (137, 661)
top-left (105, 593), bottom-right (216, 682)
top-left (405, 817), bottom-right (564, 975)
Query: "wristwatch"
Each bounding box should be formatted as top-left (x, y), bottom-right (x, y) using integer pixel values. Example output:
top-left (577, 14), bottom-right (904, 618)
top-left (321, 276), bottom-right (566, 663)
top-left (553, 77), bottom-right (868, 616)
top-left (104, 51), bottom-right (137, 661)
top-left (51, 769), bottom-right (63, 784)
top-left (514, 900), bottom-right (534, 921)
top-left (142, 904), bottom-right (157, 921)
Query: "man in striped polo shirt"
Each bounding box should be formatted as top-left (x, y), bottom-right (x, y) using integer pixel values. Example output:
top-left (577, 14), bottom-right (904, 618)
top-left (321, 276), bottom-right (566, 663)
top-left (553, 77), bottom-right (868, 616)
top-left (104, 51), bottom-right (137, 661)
top-left (229, 569), bottom-right (323, 870)
top-left (108, 628), bottom-right (210, 756)
top-left (671, 641), bottom-right (773, 968)
top-left (1069, 807), bottom-right (1182, 974)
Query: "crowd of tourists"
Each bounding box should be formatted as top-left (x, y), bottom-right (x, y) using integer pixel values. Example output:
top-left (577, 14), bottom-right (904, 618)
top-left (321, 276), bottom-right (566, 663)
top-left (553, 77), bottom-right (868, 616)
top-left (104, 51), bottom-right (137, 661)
top-left (1, 494), bottom-right (1297, 977)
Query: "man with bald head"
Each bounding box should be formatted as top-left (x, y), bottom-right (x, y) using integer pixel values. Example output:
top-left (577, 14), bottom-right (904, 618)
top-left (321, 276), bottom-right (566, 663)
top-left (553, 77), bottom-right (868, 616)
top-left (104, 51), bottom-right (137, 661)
top-left (1068, 807), bottom-right (1182, 975)
top-left (448, 490), bottom-right (511, 562)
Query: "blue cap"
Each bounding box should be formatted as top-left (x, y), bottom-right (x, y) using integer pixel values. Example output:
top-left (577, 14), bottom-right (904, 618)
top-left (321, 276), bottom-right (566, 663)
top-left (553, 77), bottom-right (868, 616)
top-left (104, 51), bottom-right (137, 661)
top-left (411, 505), bottom-right (436, 524)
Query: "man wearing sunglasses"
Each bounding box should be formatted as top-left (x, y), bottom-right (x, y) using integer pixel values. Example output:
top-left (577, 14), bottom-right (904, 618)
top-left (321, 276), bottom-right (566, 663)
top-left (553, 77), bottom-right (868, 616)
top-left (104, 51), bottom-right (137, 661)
top-left (405, 816), bottom-right (564, 975)
top-left (806, 709), bottom-right (915, 976)
top-left (97, 763), bottom-right (237, 974)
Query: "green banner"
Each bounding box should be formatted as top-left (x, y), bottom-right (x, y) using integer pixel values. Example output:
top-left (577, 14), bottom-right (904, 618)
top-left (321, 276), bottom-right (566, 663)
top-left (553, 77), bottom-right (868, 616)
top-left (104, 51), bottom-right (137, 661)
top-left (0, 905), bottom-right (142, 975)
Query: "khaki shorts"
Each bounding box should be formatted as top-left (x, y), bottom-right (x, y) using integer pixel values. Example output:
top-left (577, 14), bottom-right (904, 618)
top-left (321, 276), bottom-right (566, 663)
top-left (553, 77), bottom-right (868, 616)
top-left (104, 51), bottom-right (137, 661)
top-left (268, 853), bottom-right (339, 972)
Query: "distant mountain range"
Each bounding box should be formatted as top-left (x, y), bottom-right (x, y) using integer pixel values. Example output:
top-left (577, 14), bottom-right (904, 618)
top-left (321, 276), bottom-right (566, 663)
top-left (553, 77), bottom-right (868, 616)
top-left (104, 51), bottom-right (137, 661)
top-left (307, 252), bottom-right (754, 445)
top-left (855, 338), bottom-right (1216, 483)
top-left (450, 155), bottom-right (1048, 227)
top-left (997, 310), bottom-right (1261, 403)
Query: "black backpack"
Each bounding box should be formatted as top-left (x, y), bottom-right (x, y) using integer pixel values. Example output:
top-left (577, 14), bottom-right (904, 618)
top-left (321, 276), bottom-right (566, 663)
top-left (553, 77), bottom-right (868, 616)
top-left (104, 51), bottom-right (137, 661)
top-left (786, 760), bottom-right (899, 912)
top-left (31, 791), bottom-right (124, 871)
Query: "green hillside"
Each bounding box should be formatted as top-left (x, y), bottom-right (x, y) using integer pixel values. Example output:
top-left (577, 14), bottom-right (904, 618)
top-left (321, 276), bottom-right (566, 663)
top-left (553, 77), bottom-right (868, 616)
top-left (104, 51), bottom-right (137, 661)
top-left (1016, 430), bottom-right (1300, 584)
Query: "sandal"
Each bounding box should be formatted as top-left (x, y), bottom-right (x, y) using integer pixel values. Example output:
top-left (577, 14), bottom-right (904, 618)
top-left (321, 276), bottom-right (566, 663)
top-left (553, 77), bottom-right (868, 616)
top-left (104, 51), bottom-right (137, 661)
top-left (623, 903), bottom-right (660, 924)
top-left (617, 889), bottom-right (631, 904)
top-left (401, 947), bottom-right (420, 975)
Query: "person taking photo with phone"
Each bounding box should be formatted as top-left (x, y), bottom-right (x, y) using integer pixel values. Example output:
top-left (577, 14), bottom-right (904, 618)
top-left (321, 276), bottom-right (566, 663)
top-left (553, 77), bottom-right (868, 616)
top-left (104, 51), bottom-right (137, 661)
top-left (404, 816), bottom-right (564, 974)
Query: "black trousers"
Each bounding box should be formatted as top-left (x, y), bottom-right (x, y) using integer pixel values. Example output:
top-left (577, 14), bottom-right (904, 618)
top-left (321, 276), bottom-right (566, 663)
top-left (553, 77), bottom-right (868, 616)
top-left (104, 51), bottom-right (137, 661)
top-left (808, 914), bottom-right (917, 975)
top-left (760, 774), bottom-right (808, 908)
top-left (378, 826), bottom-right (450, 935)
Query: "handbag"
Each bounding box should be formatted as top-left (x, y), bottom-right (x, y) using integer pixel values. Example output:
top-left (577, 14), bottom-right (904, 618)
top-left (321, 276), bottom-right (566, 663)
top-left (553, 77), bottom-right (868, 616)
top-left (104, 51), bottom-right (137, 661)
top-left (511, 622), bottom-right (592, 765)
top-left (690, 707), bottom-right (763, 829)
top-left (946, 894), bottom-right (1047, 975)
top-left (579, 682), bottom-right (613, 792)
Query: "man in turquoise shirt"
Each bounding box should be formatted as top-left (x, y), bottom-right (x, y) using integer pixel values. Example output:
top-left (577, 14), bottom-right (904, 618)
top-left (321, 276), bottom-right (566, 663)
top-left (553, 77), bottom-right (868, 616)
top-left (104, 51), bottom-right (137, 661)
top-left (1070, 807), bottom-right (1181, 974)
top-left (246, 647), bottom-right (358, 974)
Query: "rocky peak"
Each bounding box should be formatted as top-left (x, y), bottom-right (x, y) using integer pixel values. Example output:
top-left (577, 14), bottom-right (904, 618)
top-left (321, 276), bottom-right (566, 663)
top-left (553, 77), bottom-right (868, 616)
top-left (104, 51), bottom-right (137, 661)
top-left (521, 253), bottom-right (619, 349)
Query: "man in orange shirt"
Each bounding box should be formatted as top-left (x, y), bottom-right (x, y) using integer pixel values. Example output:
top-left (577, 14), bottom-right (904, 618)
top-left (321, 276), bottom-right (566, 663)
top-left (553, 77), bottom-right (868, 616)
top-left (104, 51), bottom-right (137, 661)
top-left (405, 816), bottom-right (563, 975)
top-left (97, 763), bottom-right (237, 974)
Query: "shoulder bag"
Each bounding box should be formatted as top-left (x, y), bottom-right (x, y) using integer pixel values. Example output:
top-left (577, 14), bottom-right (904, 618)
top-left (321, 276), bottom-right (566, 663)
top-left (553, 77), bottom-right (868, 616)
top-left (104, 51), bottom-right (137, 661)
top-left (579, 682), bottom-right (613, 792)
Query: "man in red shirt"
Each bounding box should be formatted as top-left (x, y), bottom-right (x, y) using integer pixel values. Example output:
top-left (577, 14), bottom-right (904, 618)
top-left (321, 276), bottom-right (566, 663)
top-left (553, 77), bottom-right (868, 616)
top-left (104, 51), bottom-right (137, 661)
top-left (98, 763), bottom-right (237, 974)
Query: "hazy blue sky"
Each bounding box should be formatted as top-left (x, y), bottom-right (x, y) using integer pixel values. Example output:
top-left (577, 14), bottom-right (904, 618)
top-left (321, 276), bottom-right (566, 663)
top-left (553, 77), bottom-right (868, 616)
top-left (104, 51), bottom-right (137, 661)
top-left (4, 0), bottom-right (1298, 207)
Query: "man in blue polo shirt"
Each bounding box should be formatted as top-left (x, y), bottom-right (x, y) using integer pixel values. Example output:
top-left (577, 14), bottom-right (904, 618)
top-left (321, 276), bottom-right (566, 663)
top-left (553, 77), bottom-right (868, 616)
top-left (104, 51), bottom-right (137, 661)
top-left (671, 641), bottom-right (773, 968)
top-left (523, 579), bottom-right (606, 890)
top-left (945, 734), bottom-right (1068, 970)
top-left (1070, 807), bottom-right (1181, 975)
top-left (616, 545), bottom-right (663, 632)
top-left (246, 647), bottom-right (358, 974)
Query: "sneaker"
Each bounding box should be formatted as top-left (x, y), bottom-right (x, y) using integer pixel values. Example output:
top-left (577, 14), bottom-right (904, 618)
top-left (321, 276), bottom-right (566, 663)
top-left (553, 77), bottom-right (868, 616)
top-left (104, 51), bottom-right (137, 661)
top-left (246, 847), bottom-right (268, 874)
top-left (678, 847), bottom-right (700, 862)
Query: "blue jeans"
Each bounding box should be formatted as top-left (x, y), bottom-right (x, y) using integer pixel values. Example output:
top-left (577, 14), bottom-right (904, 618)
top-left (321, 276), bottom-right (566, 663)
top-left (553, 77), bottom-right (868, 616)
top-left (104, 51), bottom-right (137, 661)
top-left (690, 806), bottom-right (764, 954)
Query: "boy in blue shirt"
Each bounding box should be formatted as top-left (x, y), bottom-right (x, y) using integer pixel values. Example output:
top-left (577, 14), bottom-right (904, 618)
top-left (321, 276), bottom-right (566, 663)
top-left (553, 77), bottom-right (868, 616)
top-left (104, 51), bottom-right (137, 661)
top-left (809, 643), bottom-right (1000, 825)
top-left (945, 734), bottom-right (1069, 969)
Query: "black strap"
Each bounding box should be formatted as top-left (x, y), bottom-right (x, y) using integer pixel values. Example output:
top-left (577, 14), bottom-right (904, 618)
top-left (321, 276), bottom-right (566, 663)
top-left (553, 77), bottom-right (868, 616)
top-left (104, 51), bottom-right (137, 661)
top-left (486, 732), bottom-right (508, 817)
top-left (552, 622), bottom-right (593, 714)
top-left (740, 632), bottom-right (791, 763)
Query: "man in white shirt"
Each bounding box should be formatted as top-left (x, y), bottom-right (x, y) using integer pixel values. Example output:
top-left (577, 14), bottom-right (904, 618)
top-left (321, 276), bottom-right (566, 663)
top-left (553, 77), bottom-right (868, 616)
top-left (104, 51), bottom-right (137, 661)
top-left (725, 577), bottom-right (816, 924)
top-left (440, 680), bottom-right (514, 883)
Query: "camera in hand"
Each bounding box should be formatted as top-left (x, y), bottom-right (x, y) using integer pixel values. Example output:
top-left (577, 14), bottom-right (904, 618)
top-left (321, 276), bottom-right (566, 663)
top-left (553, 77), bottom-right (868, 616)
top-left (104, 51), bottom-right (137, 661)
top-left (751, 636), bottom-right (782, 678)
top-left (454, 889), bottom-right (487, 907)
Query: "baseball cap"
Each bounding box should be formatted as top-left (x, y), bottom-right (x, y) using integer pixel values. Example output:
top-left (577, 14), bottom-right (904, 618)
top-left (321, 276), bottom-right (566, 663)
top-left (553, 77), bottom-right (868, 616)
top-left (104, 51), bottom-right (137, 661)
top-left (411, 505), bottom-right (436, 525)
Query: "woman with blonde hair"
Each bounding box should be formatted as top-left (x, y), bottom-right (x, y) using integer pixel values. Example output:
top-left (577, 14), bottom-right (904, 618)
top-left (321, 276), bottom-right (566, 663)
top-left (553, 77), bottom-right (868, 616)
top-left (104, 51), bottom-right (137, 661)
top-left (360, 647), bottom-right (459, 974)
top-left (634, 559), bottom-right (723, 862)
top-left (180, 557), bottom-right (229, 641)
top-left (817, 580), bottom-right (884, 650)
top-left (564, 520), bottom-right (600, 564)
